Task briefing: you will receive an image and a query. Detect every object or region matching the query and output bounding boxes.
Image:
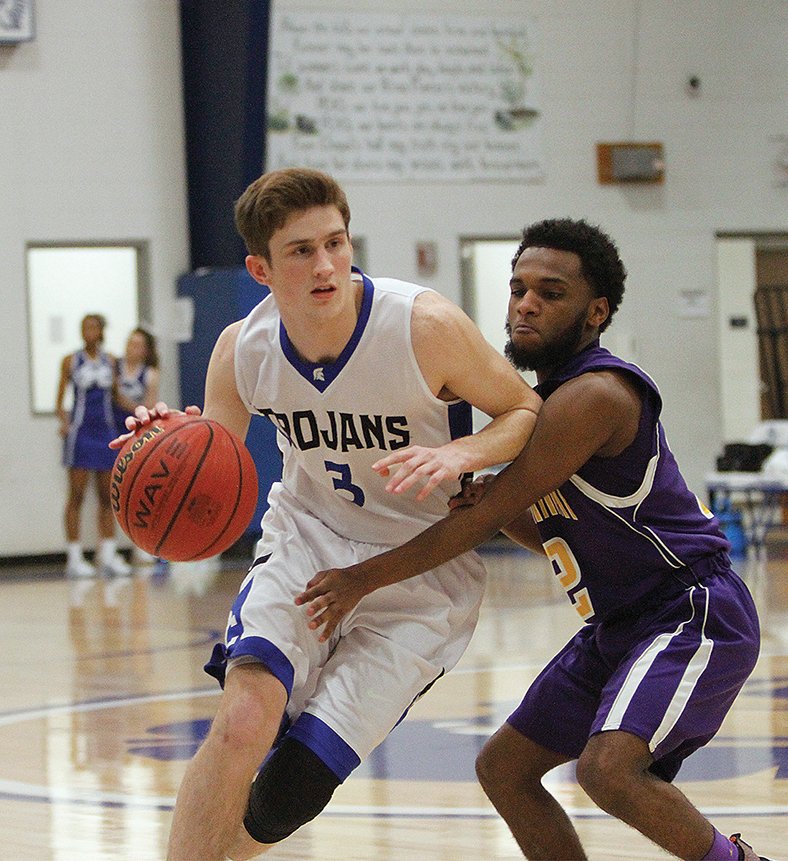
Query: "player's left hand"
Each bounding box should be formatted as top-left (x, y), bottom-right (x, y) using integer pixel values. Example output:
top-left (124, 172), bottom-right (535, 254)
top-left (295, 565), bottom-right (370, 642)
top-left (372, 444), bottom-right (465, 502)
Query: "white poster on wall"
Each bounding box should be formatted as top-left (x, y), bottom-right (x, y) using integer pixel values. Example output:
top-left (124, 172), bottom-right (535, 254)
top-left (266, 11), bottom-right (543, 182)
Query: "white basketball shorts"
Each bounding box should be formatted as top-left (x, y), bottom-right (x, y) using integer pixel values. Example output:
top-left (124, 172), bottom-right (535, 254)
top-left (219, 483), bottom-right (487, 778)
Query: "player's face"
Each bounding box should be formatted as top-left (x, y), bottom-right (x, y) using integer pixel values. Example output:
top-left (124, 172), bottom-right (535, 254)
top-left (245, 205), bottom-right (354, 322)
top-left (504, 246), bottom-right (608, 376)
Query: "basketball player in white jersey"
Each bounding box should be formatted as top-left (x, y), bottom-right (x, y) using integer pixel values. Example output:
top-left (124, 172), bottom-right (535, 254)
top-left (116, 168), bottom-right (541, 861)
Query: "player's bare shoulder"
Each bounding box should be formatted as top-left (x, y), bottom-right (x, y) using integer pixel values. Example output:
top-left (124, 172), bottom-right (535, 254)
top-left (410, 289), bottom-right (485, 373)
top-left (212, 319), bottom-right (245, 364)
top-left (560, 369), bottom-right (642, 455)
top-left (410, 288), bottom-right (469, 344)
top-left (409, 290), bottom-right (480, 398)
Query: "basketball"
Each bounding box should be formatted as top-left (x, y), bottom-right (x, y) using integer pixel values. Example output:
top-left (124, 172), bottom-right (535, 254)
top-left (110, 413), bottom-right (259, 561)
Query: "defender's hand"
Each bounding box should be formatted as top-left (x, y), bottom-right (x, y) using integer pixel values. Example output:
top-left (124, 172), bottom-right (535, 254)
top-left (295, 565), bottom-right (370, 643)
top-left (448, 472), bottom-right (496, 511)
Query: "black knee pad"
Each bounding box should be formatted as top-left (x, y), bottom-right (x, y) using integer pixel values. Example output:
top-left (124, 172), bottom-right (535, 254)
top-left (243, 738), bottom-right (340, 844)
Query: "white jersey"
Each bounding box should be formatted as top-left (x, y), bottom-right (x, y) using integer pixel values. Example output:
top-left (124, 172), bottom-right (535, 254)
top-left (235, 270), bottom-right (472, 546)
top-left (216, 269), bottom-right (486, 775)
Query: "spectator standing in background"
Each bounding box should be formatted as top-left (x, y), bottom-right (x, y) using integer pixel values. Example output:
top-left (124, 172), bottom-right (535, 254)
top-left (56, 313), bottom-right (131, 578)
top-left (114, 326), bottom-right (160, 433)
top-left (113, 326), bottom-right (161, 565)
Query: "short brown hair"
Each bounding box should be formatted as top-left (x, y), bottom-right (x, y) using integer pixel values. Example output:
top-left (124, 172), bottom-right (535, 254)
top-left (234, 168), bottom-right (351, 259)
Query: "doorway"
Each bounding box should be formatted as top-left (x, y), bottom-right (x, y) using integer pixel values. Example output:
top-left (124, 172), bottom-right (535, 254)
top-left (460, 236), bottom-right (534, 435)
top-left (715, 234), bottom-right (788, 442)
top-left (26, 242), bottom-right (149, 414)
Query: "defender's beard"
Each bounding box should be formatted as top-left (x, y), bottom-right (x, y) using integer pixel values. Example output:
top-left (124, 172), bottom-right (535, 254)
top-left (504, 310), bottom-right (588, 373)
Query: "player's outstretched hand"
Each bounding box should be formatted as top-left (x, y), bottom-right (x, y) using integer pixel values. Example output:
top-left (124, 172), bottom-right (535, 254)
top-left (448, 472), bottom-right (496, 511)
top-left (372, 444), bottom-right (466, 502)
top-left (295, 565), bottom-right (370, 642)
top-left (108, 401), bottom-right (202, 449)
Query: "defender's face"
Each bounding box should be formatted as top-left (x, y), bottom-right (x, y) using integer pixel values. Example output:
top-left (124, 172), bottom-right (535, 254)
top-left (245, 205), bottom-right (354, 321)
top-left (505, 246), bottom-right (608, 374)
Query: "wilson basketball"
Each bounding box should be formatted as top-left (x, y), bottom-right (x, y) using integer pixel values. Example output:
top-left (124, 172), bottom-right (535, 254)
top-left (110, 414), bottom-right (258, 561)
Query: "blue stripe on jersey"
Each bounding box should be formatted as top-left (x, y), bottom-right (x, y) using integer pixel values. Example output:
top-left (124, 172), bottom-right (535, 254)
top-left (448, 399), bottom-right (472, 440)
top-left (205, 573), bottom-right (297, 695)
top-left (221, 636), bottom-right (296, 697)
top-left (287, 711), bottom-right (362, 781)
top-left (280, 268), bottom-right (374, 393)
top-left (448, 401), bottom-right (473, 483)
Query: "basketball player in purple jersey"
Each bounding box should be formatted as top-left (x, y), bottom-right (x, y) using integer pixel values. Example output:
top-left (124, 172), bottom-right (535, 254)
top-left (298, 219), bottom-right (770, 861)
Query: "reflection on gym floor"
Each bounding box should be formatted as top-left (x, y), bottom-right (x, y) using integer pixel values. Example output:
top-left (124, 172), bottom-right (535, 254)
top-left (0, 541), bottom-right (785, 860)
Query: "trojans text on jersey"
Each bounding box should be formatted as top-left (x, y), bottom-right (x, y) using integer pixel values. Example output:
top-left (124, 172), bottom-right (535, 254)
top-left (257, 408), bottom-right (410, 453)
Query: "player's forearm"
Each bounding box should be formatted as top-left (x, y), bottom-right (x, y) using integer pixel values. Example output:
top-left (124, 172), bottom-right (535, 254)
top-left (501, 512), bottom-right (545, 554)
top-left (56, 398), bottom-right (69, 426)
top-left (448, 404), bottom-right (539, 473)
top-left (362, 434), bottom-right (557, 589)
top-left (357, 500), bottom-right (504, 592)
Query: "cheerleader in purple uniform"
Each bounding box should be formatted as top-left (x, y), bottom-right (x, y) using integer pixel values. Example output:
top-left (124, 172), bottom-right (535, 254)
top-left (56, 314), bottom-right (130, 578)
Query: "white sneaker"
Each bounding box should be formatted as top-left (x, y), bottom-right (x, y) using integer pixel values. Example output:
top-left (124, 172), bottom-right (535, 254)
top-left (103, 552), bottom-right (132, 577)
top-left (66, 557), bottom-right (96, 578)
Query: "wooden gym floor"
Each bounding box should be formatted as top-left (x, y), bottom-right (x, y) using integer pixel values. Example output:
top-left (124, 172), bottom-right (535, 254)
top-left (0, 541), bottom-right (785, 860)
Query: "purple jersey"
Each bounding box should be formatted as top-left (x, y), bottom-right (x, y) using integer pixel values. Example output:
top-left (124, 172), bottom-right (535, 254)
top-left (532, 340), bottom-right (729, 623)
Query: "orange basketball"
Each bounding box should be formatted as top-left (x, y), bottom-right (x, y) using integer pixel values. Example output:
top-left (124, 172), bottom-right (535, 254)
top-left (110, 413), bottom-right (259, 561)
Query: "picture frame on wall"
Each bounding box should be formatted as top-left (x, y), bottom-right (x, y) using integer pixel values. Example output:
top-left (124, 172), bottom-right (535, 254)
top-left (0, 0), bottom-right (34, 43)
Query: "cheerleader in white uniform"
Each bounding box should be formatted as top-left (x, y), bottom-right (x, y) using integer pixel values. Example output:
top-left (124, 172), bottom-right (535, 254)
top-left (56, 314), bottom-right (130, 577)
top-left (114, 327), bottom-right (160, 564)
top-left (113, 327), bottom-right (160, 433)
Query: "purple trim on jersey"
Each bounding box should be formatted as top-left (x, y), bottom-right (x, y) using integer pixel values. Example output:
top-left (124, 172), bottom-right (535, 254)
top-left (531, 340), bottom-right (729, 622)
top-left (534, 339), bottom-right (660, 403)
top-left (114, 360), bottom-right (151, 430)
top-left (280, 267), bottom-right (374, 393)
top-left (506, 560), bottom-right (760, 781)
top-left (287, 712), bottom-right (361, 781)
top-left (64, 350), bottom-right (117, 470)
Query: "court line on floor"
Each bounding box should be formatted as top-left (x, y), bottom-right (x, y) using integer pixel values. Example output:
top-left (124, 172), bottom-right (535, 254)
top-left (0, 776), bottom-right (785, 820)
top-left (0, 686), bottom-right (784, 819)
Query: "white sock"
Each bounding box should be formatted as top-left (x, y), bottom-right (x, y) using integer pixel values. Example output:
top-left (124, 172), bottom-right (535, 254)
top-left (67, 542), bottom-right (84, 565)
top-left (99, 539), bottom-right (117, 566)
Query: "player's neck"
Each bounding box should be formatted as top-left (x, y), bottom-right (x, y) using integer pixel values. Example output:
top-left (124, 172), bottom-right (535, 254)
top-left (283, 279), bottom-right (364, 364)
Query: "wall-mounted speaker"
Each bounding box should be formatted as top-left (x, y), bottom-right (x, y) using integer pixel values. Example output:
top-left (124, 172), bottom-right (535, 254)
top-left (596, 142), bottom-right (665, 184)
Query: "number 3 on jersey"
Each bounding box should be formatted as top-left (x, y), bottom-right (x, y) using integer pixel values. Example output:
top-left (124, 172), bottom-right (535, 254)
top-left (543, 536), bottom-right (595, 621)
top-left (324, 461), bottom-right (366, 507)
